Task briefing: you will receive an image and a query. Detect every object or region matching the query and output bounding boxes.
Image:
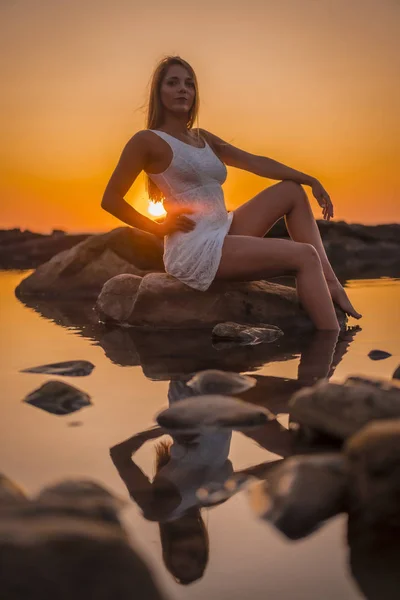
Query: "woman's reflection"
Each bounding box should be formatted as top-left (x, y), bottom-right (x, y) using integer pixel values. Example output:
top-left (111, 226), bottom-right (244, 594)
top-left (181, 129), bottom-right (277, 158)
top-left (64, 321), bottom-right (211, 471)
top-left (110, 326), bottom-right (360, 584)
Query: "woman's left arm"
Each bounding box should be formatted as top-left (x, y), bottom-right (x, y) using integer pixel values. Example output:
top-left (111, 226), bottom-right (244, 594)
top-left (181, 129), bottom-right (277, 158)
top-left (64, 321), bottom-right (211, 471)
top-left (200, 129), bottom-right (334, 220)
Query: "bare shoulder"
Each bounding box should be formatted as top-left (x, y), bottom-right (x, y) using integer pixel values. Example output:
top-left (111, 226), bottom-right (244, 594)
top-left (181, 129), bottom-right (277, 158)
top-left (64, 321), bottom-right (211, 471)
top-left (194, 128), bottom-right (231, 157)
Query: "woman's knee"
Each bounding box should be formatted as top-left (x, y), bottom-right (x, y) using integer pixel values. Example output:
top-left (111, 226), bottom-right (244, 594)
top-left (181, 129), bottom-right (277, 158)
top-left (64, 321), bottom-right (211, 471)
top-left (278, 180), bottom-right (309, 207)
top-left (296, 242), bottom-right (322, 269)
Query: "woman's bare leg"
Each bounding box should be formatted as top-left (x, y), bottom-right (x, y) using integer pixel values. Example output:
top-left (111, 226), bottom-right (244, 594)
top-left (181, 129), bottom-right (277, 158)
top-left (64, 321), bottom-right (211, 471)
top-left (228, 180), bottom-right (361, 319)
top-left (215, 235), bottom-right (340, 331)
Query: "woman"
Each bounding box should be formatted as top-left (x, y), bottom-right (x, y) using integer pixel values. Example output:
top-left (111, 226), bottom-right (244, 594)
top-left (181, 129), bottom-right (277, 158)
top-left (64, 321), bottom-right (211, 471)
top-left (101, 55), bottom-right (361, 331)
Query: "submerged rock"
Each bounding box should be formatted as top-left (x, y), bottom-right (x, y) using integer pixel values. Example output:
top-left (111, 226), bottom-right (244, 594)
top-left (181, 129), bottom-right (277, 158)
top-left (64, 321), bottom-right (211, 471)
top-left (20, 360), bottom-right (95, 377)
top-left (96, 272), bottom-right (347, 331)
top-left (212, 322), bottom-right (284, 346)
top-left (186, 369), bottom-right (257, 395)
top-left (156, 394), bottom-right (274, 432)
top-left (23, 380), bottom-right (92, 415)
top-left (368, 349), bottom-right (392, 361)
top-left (247, 453), bottom-right (347, 539)
top-left (289, 376), bottom-right (400, 441)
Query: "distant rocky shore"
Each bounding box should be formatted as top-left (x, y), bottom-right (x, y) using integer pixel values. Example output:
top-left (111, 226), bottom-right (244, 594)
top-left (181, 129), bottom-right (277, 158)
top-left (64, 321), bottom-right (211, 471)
top-left (2, 220), bottom-right (399, 279)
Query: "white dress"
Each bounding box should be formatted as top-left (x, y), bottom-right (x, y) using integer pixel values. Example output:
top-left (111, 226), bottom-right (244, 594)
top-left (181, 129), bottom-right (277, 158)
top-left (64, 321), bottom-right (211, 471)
top-left (148, 130), bottom-right (233, 291)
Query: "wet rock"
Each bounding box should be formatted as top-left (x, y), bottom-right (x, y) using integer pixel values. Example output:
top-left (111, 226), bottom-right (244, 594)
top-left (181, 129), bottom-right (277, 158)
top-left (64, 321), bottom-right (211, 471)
top-left (156, 394), bottom-right (274, 432)
top-left (0, 475), bottom-right (27, 505)
top-left (393, 365), bottom-right (400, 380)
top-left (289, 376), bottom-right (400, 441)
top-left (96, 272), bottom-right (347, 331)
top-left (23, 380), bottom-right (92, 415)
top-left (187, 369), bottom-right (257, 395)
top-left (247, 453), bottom-right (347, 539)
top-left (345, 419), bottom-right (400, 529)
top-left (15, 227), bottom-right (164, 299)
top-left (212, 322), bottom-right (284, 346)
top-left (20, 360), bottom-right (95, 377)
top-left (368, 349), bottom-right (392, 361)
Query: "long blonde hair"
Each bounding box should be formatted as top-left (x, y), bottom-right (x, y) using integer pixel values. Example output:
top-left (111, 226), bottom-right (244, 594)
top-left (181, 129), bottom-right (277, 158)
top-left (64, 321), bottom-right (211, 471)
top-left (145, 56), bottom-right (201, 203)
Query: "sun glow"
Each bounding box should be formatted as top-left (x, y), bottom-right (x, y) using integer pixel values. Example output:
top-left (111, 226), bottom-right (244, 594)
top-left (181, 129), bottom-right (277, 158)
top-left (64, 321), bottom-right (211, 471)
top-left (148, 200), bottom-right (166, 218)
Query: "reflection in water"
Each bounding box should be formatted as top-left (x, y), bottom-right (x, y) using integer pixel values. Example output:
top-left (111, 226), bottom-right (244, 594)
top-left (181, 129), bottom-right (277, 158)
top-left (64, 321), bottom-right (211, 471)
top-left (110, 326), bottom-right (360, 585)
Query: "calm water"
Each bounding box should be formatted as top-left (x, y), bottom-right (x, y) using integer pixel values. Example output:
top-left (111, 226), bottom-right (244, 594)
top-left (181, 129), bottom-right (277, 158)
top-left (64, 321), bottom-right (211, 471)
top-left (1, 271), bottom-right (400, 600)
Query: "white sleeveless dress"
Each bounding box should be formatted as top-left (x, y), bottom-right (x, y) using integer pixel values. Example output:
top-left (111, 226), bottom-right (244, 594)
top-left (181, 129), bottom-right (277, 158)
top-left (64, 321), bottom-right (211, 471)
top-left (147, 130), bottom-right (233, 291)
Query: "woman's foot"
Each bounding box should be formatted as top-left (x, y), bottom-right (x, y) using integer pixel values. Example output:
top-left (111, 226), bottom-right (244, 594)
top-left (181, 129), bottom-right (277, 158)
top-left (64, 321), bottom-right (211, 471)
top-left (326, 278), bottom-right (362, 319)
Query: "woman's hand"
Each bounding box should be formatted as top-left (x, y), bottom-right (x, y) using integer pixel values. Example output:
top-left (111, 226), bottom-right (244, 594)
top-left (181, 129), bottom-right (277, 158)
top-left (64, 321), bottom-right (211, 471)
top-left (157, 207), bottom-right (196, 236)
top-left (311, 179), bottom-right (334, 221)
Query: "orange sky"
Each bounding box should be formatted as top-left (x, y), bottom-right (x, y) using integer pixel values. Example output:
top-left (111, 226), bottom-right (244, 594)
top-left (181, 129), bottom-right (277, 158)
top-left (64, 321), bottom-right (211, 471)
top-left (1, 0), bottom-right (399, 233)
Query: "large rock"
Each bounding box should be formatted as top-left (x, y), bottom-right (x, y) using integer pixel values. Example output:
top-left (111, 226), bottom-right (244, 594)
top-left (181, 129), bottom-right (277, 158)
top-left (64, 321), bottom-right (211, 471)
top-left (0, 476), bottom-right (166, 600)
top-left (15, 227), bottom-right (164, 299)
top-left (96, 272), bottom-right (347, 331)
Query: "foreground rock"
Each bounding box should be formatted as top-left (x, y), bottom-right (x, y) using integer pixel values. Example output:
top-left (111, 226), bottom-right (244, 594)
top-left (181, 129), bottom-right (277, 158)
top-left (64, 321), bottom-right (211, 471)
top-left (247, 453), bottom-right (347, 539)
top-left (96, 272), bottom-right (347, 331)
top-left (0, 476), bottom-right (165, 600)
top-left (20, 360), bottom-right (95, 377)
top-left (289, 376), bottom-right (400, 441)
top-left (156, 394), bottom-right (274, 432)
top-left (23, 380), bottom-right (92, 415)
top-left (15, 227), bottom-right (164, 299)
top-left (345, 420), bottom-right (400, 530)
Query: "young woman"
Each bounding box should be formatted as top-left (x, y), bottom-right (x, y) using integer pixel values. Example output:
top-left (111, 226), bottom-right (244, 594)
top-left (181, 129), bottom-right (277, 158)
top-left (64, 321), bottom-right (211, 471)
top-left (101, 56), bottom-right (362, 331)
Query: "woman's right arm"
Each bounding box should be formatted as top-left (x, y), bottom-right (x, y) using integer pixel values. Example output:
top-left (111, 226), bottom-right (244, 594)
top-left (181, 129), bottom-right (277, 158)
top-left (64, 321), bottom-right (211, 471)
top-left (101, 131), bottom-right (195, 237)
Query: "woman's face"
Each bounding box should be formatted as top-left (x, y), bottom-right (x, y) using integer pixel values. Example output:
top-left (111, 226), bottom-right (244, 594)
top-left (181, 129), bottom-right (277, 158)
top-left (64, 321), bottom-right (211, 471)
top-left (159, 64), bottom-right (196, 116)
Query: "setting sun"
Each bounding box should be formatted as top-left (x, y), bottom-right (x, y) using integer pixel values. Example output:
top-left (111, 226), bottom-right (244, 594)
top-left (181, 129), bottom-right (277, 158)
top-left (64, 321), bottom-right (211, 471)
top-left (148, 200), bottom-right (167, 218)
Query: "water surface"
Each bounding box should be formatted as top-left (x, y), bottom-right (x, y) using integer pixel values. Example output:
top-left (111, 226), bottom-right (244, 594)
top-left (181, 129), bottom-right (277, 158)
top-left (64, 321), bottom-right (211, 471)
top-left (1, 271), bottom-right (399, 600)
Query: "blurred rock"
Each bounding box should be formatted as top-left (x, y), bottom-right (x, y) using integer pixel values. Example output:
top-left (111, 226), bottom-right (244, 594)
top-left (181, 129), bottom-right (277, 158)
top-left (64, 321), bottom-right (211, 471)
top-left (0, 476), bottom-right (166, 600)
top-left (393, 365), bottom-right (400, 380)
top-left (289, 376), bottom-right (400, 441)
top-left (156, 394), bottom-right (274, 432)
top-left (247, 453), bottom-right (347, 539)
top-left (186, 369), bottom-right (257, 395)
top-left (345, 419), bottom-right (400, 530)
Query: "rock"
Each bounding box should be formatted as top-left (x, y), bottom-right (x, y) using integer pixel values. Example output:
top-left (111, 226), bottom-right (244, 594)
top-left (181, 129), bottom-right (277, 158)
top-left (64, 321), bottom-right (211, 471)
top-left (266, 220), bottom-right (400, 280)
top-left (289, 376), bottom-right (400, 441)
top-left (345, 419), bottom-right (400, 529)
top-left (368, 349), bottom-right (393, 361)
top-left (393, 365), bottom-right (400, 380)
top-left (0, 477), bottom-right (166, 600)
top-left (23, 380), bottom-right (92, 415)
top-left (186, 369), bottom-right (257, 395)
top-left (15, 227), bottom-right (164, 299)
top-left (96, 272), bottom-right (347, 331)
top-left (212, 321), bottom-right (284, 346)
top-left (247, 453), bottom-right (347, 539)
top-left (0, 229), bottom-right (89, 270)
top-left (20, 360), bottom-right (95, 377)
top-left (156, 394), bottom-right (275, 432)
